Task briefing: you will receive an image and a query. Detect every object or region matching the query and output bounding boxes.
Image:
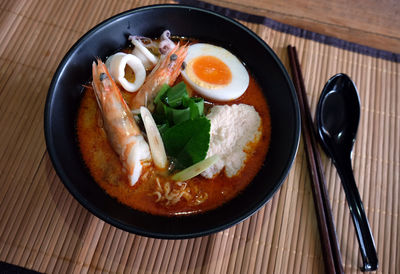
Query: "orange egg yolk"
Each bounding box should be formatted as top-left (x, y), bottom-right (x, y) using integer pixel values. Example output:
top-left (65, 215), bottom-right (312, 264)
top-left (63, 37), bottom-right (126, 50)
top-left (192, 56), bottom-right (232, 85)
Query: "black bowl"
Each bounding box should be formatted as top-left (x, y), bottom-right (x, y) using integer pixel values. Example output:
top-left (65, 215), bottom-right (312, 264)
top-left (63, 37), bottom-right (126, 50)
top-left (44, 4), bottom-right (300, 239)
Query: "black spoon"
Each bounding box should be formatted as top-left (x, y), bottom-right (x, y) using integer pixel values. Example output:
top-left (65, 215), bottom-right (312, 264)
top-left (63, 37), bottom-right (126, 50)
top-left (315, 73), bottom-right (378, 271)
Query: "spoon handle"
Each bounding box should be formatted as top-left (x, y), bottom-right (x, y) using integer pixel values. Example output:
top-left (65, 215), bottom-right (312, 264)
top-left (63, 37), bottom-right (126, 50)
top-left (334, 157), bottom-right (378, 271)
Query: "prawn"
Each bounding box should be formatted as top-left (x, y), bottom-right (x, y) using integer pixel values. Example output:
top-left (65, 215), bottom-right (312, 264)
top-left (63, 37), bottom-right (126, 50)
top-left (92, 59), bottom-right (151, 186)
top-left (130, 44), bottom-right (188, 110)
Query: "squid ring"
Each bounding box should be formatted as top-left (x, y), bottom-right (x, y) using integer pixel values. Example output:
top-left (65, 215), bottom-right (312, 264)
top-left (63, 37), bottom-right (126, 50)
top-left (105, 52), bottom-right (146, 92)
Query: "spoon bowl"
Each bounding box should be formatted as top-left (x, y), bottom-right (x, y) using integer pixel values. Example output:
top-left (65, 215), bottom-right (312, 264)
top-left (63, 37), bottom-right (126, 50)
top-left (318, 74), bottom-right (360, 154)
top-left (316, 73), bottom-right (378, 271)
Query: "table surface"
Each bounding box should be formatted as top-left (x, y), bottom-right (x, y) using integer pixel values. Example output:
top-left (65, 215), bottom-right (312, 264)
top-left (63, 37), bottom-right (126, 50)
top-left (204, 0), bottom-right (400, 54)
top-left (0, 0), bottom-right (399, 273)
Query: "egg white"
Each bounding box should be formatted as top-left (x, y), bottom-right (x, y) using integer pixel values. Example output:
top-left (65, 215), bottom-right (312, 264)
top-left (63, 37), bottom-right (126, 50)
top-left (181, 43), bottom-right (249, 101)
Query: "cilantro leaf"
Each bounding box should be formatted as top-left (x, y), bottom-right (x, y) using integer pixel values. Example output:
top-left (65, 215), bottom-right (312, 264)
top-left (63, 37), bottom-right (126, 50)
top-left (165, 81), bottom-right (188, 107)
top-left (161, 117), bottom-right (211, 169)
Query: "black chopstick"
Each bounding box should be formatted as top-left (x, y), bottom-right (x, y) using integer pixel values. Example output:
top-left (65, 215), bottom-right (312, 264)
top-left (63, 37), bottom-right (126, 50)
top-left (287, 45), bottom-right (344, 274)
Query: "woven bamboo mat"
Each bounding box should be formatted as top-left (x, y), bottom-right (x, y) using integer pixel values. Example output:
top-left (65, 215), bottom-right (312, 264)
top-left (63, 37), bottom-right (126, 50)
top-left (0, 0), bottom-right (399, 273)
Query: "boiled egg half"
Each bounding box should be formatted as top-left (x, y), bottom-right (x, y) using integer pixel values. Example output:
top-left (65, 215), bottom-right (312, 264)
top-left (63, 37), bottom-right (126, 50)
top-left (181, 43), bottom-right (249, 101)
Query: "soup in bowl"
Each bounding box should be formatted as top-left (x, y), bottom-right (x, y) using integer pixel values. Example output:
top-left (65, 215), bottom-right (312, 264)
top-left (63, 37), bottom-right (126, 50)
top-left (44, 5), bottom-right (300, 239)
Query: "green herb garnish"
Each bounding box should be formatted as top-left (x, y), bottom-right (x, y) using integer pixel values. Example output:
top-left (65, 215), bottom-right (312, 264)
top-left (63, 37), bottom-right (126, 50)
top-left (152, 81), bottom-right (210, 169)
top-left (154, 82), bottom-right (204, 126)
top-left (172, 155), bottom-right (220, 181)
top-left (162, 117), bottom-right (211, 169)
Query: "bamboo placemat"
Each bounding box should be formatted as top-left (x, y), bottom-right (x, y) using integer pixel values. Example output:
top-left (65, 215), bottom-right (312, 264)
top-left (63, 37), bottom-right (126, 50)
top-left (0, 0), bottom-right (399, 273)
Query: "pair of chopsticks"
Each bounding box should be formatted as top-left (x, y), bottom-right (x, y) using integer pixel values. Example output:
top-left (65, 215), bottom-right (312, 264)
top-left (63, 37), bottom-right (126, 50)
top-left (287, 45), bottom-right (344, 274)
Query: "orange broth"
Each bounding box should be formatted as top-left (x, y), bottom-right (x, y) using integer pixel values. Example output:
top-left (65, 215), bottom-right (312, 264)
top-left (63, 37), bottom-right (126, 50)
top-left (77, 72), bottom-right (271, 216)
